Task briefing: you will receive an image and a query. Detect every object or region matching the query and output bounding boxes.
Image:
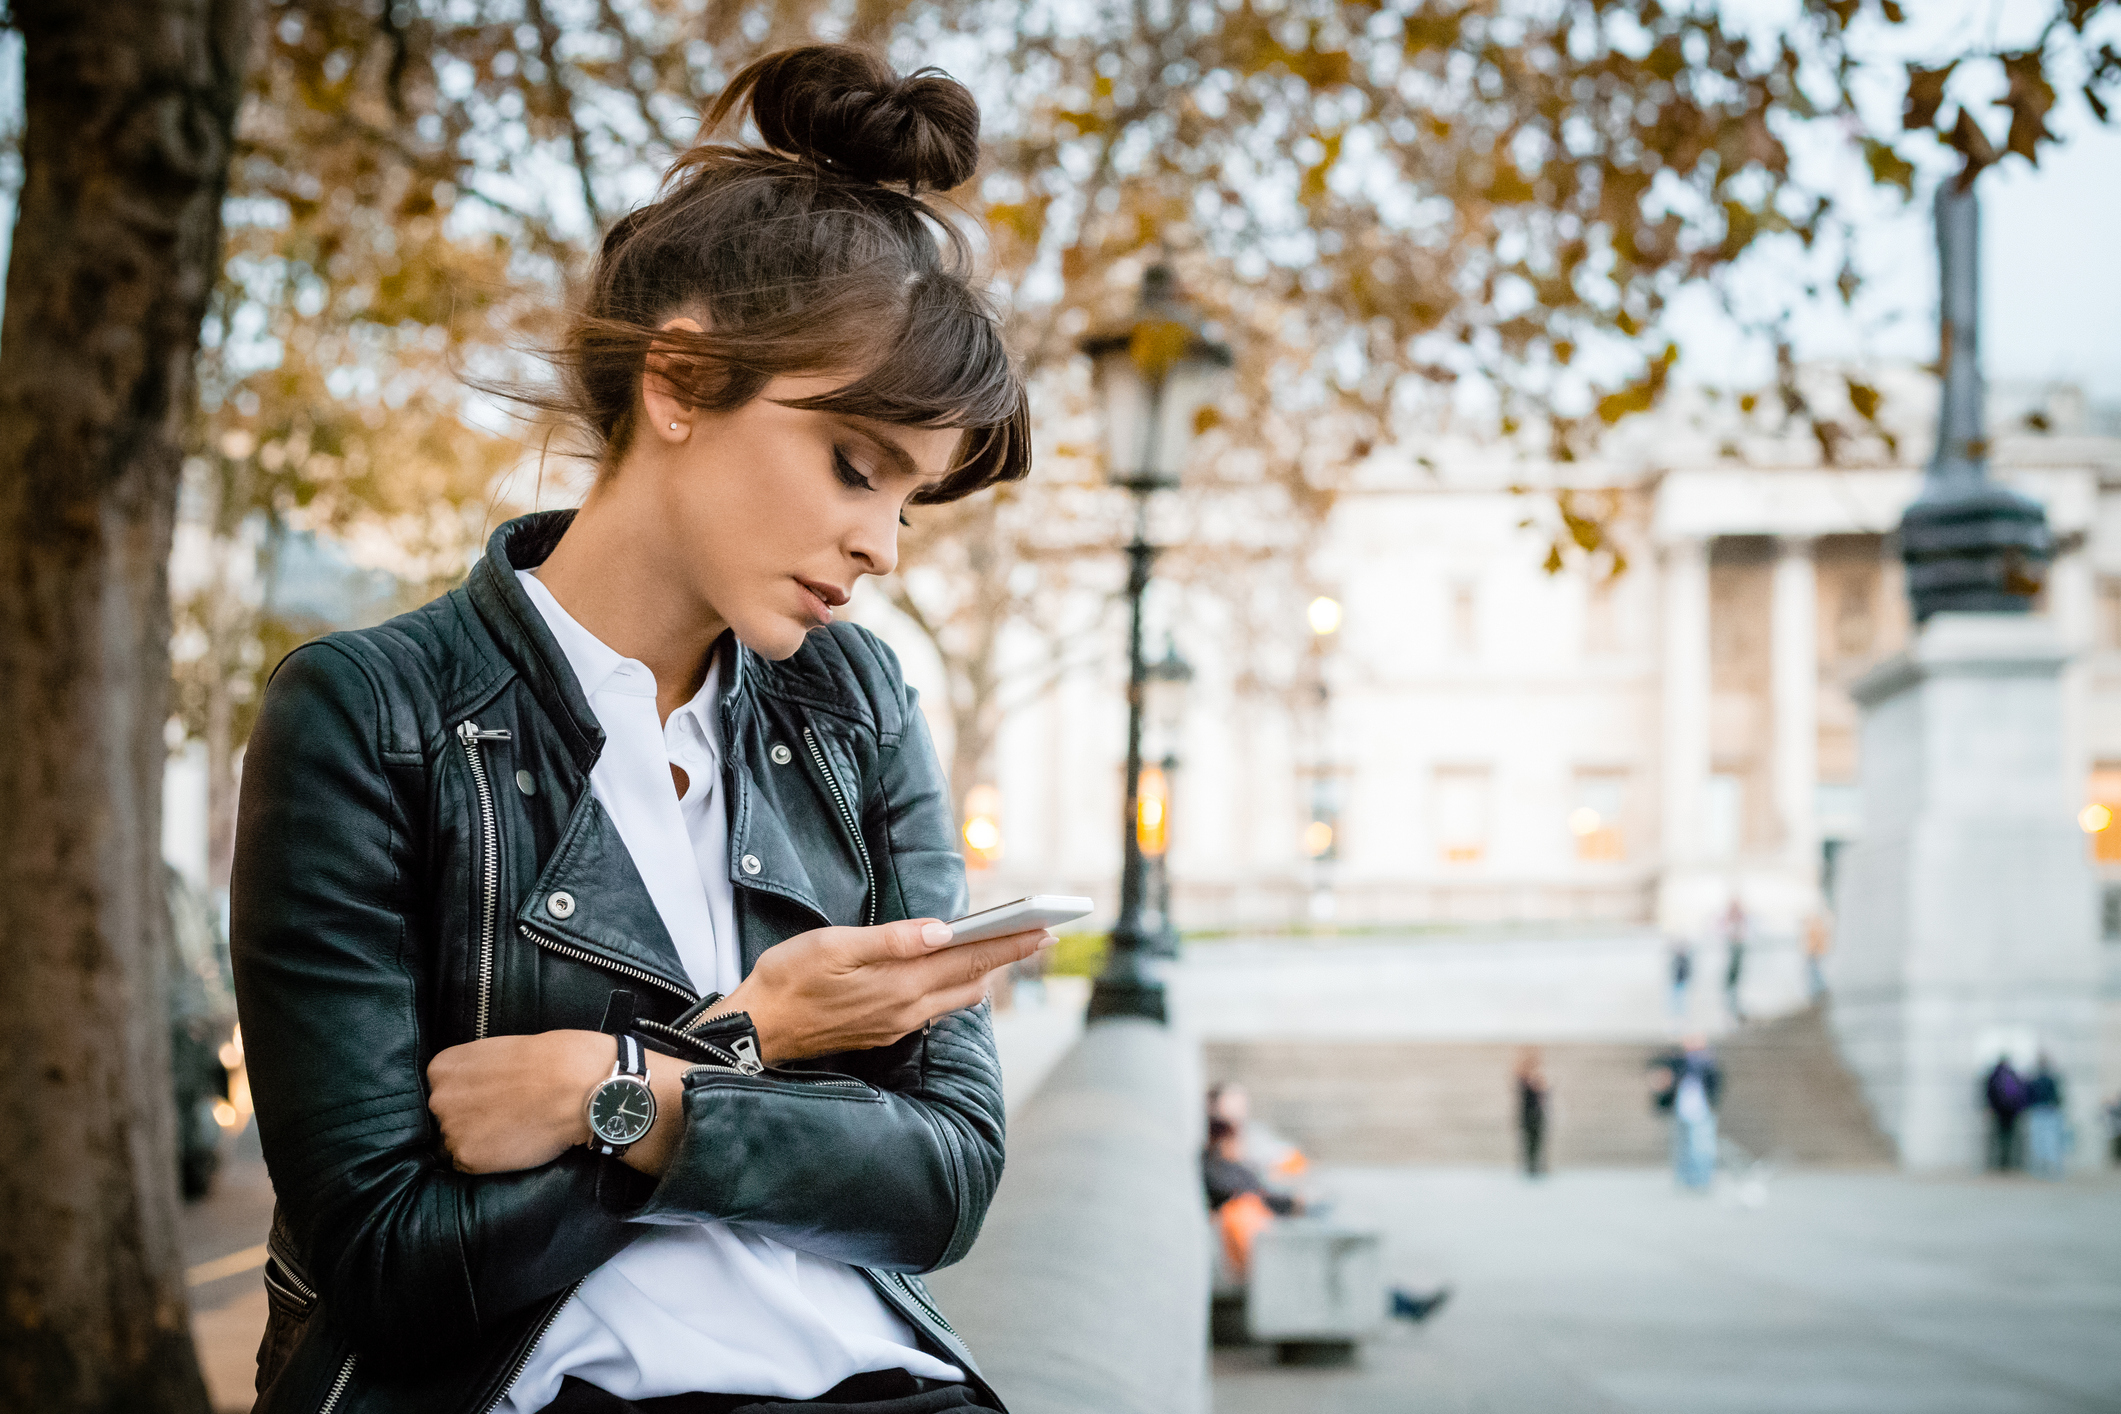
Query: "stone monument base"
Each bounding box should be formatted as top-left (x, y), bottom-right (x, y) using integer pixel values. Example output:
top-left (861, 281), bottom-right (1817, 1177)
top-left (1833, 614), bottom-right (2100, 1170)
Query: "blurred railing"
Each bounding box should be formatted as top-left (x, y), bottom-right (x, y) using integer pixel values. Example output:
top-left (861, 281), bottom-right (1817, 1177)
top-left (926, 1018), bottom-right (1208, 1414)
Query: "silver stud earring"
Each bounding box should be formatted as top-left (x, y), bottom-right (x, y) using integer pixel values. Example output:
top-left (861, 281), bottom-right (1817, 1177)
top-left (669, 422), bottom-right (680, 431)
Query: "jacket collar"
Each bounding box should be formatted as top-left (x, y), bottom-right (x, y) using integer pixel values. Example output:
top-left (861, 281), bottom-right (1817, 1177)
top-left (465, 510), bottom-right (755, 771)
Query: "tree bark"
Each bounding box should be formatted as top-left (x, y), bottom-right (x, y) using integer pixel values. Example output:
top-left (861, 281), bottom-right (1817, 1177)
top-left (0, 1), bottom-right (253, 1409)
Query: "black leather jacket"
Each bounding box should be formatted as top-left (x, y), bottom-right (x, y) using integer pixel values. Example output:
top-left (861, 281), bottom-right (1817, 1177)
top-left (231, 512), bottom-right (1004, 1414)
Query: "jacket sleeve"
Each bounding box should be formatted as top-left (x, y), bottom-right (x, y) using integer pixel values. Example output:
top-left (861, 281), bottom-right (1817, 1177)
top-left (231, 642), bottom-right (639, 1369)
top-left (635, 672), bottom-right (1006, 1273)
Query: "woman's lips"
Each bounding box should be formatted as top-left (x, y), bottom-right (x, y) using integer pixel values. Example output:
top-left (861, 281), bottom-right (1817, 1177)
top-left (795, 579), bottom-right (838, 625)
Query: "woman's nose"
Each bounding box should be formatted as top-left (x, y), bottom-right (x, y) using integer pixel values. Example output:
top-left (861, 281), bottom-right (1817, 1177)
top-left (846, 511), bottom-right (900, 577)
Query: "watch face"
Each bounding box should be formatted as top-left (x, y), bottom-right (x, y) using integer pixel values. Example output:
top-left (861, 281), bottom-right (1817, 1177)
top-left (588, 1076), bottom-right (655, 1146)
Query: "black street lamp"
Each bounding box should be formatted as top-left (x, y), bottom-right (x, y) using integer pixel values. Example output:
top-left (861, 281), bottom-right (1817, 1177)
top-left (1081, 266), bottom-right (1231, 1024)
top-left (1899, 178), bottom-right (2053, 620)
top-left (1141, 640), bottom-right (1194, 957)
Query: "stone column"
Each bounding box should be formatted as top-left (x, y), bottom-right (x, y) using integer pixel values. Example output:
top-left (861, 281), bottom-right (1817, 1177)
top-left (1833, 615), bottom-right (2099, 1169)
top-left (1772, 537), bottom-right (1820, 902)
top-left (1659, 537), bottom-right (1711, 930)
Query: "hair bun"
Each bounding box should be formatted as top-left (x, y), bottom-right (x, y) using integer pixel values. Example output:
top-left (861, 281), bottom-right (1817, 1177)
top-left (710, 45), bottom-right (980, 193)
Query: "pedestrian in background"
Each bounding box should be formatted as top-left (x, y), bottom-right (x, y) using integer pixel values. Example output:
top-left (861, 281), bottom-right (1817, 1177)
top-left (2023, 1054), bottom-right (2069, 1178)
top-left (1983, 1054), bottom-right (2029, 1171)
top-left (1668, 938), bottom-right (1694, 1018)
top-left (1720, 896), bottom-right (1748, 1022)
top-left (1651, 1035), bottom-right (1721, 1192)
top-left (1515, 1047), bottom-right (1550, 1178)
top-left (1803, 910), bottom-right (1833, 1002)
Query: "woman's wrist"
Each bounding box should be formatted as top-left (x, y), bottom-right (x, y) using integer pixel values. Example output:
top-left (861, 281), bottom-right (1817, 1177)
top-left (705, 981), bottom-right (785, 1063)
top-left (556, 1029), bottom-right (616, 1147)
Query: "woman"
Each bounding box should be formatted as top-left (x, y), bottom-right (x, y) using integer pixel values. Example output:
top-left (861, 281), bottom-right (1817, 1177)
top-left (231, 46), bottom-right (1045, 1414)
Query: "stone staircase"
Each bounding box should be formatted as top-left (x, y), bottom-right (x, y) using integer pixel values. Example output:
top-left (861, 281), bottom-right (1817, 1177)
top-left (1716, 1003), bottom-right (1896, 1166)
top-left (1204, 1005), bottom-right (1895, 1168)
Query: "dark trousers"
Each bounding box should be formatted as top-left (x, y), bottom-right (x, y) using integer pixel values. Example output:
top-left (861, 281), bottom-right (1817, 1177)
top-left (1988, 1111), bottom-right (2023, 1171)
top-left (540, 1368), bottom-right (989, 1414)
top-left (1520, 1113), bottom-right (1546, 1176)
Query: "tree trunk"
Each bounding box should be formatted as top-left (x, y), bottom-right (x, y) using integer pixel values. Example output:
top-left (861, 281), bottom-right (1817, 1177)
top-left (0, 2), bottom-right (253, 1409)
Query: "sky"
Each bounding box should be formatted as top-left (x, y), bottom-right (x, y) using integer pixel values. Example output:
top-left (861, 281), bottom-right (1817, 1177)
top-left (1668, 0), bottom-right (2121, 403)
top-left (1665, 102), bottom-right (2121, 403)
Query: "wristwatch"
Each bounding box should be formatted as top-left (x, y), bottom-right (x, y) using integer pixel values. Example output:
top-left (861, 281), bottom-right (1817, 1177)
top-left (584, 1032), bottom-right (656, 1158)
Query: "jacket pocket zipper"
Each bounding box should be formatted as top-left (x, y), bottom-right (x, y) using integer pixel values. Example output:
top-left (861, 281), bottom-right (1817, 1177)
top-left (519, 930), bottom-right (863, 1089)
top-left (802, 726), bottom-right (876, 928)
top-left (317, 1352), bottom-right (356, 1414)
top-left (520, 923), bottom-right (697, 1009)
top-left (262, 1254), bottom-right (317, 1318)
top-left (456, 721), bottom-right (511, 1039)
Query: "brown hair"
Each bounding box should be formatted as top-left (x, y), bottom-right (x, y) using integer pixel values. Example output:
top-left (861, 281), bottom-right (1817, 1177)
top-left (553, 45), bottom-right (1028, 502)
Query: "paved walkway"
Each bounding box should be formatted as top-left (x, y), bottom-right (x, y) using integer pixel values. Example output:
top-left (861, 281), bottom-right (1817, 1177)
top-left (1172, 930), bottom-right (1811, 1044)
top-left (1213, 1166), bottom-right (2121, 1414)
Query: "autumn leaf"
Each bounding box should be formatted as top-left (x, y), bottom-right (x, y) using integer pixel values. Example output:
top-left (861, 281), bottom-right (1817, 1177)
top-left (1945, 106), bottom-right (2000, 181)
top-left (1861, 137), bottom-right (1915, 195)
top-left (1128, 321), bottom-right (1192, 382)
top-left (1995, 49), bottom-right (2058, 162)
top-left (1904, 61), bottom-right (1956, 132)
top-left (1845, 377), bottom-right (1881, 421)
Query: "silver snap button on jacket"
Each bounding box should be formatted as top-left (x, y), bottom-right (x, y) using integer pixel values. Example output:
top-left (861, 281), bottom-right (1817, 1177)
top-left (740, 854), bottom-right (762, 875)
top-left (546, 890), bottom-right (576, 919)
top-left (515, 769), bottom-right (536, 796)
top-left (769, 744), bottom-right (792, 765)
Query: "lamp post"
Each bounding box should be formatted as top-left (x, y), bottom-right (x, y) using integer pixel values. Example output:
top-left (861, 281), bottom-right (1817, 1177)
top-left (1899, 177), bottom-right (2054, 620)
top-left (1141, 640), bottom-right (1194, 957)
top-left (1081, 266), bottom-right (1232, 1023)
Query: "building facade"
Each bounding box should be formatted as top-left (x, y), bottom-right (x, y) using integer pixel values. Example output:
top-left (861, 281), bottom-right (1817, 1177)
top-left (920, 373), bottom-right (2121, 958)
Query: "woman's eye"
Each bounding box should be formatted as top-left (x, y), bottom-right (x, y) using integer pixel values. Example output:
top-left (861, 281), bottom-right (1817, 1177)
top-left (832, 450), bottom-right (874, 491)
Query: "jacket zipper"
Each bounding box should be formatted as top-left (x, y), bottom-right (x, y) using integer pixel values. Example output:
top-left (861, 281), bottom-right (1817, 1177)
top-left (482, 1281), bottom-right (581, 1414)
top-left (520, 923), bottom-right (695, 1010)
top-left (263, 1254), bottom-right (316, 1314)
top-left (802, 726), bottom-right (876, 927)
top-left (518, 927), bottom-right (865, 1087)
top-left (457, 720), bottom-right (511, 1039)
top-left (317, 1353), bottom-right (356, 1414)
top-left (889, 1270), bottom-right (960, 1337)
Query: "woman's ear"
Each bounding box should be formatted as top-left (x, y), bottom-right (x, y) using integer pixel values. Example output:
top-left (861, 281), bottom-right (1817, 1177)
top-left (642, 316), bottom-right (708, 443)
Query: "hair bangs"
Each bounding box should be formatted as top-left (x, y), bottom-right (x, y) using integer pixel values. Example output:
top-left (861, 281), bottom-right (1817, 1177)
top-left (777, 274), bottom-right (1029, 500)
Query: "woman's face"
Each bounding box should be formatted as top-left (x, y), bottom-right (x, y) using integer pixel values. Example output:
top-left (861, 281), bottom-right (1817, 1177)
top-left (641, 365), bottom-right (964, 661)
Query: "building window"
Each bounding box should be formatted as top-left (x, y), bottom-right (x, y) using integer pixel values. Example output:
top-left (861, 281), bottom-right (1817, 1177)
top-left (1434, 766), bottom-right (1490, 863)
top-left (2100, 578), bottom-right (2121, 650)
top-left (1571, 769), bottom-right (1627, 861)
top-left (1450, 580), bottom-right (1479, 657)
top-left (2083, 764), bottom-right (2121, 864)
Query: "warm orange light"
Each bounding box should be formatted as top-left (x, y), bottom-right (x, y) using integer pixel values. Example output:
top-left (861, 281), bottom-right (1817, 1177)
top-left (962, 784), bottom-right (1005, 868)
top-left (1137, 766), bottom-right (1169, 857)
top-left (2080, 803), bottom-right (2113, 834)
top-left (1304, 819), bottom-right (1335, 858)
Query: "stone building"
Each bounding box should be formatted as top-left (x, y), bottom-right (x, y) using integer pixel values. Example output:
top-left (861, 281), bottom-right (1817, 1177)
top-left (935, 368), bottom-right (2121, 956)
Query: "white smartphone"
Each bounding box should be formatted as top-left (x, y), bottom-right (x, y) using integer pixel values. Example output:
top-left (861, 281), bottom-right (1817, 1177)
top-left (944, 895), bottom-right (1094, 946)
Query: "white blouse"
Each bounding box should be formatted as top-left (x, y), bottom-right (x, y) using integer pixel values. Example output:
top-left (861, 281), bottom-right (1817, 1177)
top-left (501, 570), bottom-right (962, 1412)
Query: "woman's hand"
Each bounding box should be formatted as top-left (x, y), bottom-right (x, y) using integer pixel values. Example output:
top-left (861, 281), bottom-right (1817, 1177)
top-left (712, 918), bottom-right (1051, 1064)
top-left (427, 1029), bottom-right (614, 1174)
top-left (426, 919), bottom-right (1048, 1172)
